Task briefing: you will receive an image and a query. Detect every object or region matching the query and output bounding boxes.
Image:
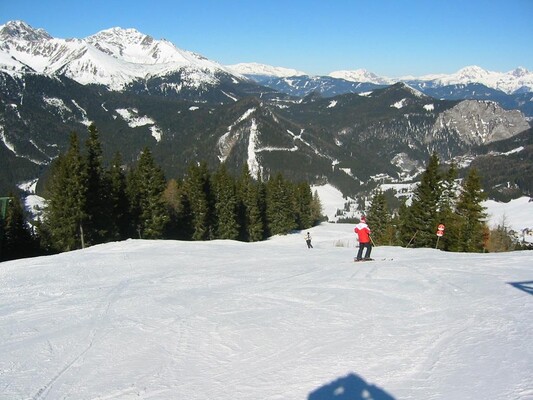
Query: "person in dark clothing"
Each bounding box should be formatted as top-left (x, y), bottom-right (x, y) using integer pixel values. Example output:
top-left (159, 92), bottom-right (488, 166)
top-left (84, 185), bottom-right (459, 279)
top-left (305, 232), bottom-right (313, 248)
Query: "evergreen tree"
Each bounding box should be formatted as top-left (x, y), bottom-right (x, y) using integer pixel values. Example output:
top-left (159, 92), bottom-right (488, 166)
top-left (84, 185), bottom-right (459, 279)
top-left (212, 164), bottom-right (240, 240)
top-left (266, 173), bottom-right (297, 236)
top-left (42, 133), bottom-right (88, 251)
top-left (127, 148), bottom-right (168, 239)
top-left (162, 178), bottom-right (194, 240)
top-left (366, 189), bottom-right (392, 245)
top-left (83, 124), bottom-right (111, 244)
top-left (388, 213), bottom-right (402, 246)
top-left (438, 163), bottom-right (461, 251)
top-left (126, 166), bottom-right (142, 238)
top-left (293, 182), bottom-right (314, 230)
top-left (108, 152), bottom-right (130, 240)
top-left (310, 190), bottom-right (323, 225)
top-left (177, 180), bottom-right (195, 240)
top-left (440, 210), bottom-right (462, 252)
top-left (397, 199), bottom-right (411, 245)
top-left (454, 168), bottom-right (488, 252)
top-left (237, 164), bottom-right (265, 242)
top-left (401, 152), bottom-right (442, 248)
top-left (1, 194), bottom-right (35, 261)
top-left (438, 162), bottom-right (458, 215)
top-left (256, 172), bottom-right (268, 236)
top-left (162, 178), bottom-right (181, 239)
top-left (183, 162), bottom-right (215, 241)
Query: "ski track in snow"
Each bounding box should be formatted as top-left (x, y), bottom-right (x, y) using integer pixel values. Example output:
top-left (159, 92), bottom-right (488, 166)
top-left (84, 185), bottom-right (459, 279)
top-left (0, 224), bottom-right (532, 400)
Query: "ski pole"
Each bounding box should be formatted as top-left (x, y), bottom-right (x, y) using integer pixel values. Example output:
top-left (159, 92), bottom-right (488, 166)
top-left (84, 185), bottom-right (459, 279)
top-left (407, 230), bottom-right (418, 247)
top-left (370, 236), bottom-right (376, 247)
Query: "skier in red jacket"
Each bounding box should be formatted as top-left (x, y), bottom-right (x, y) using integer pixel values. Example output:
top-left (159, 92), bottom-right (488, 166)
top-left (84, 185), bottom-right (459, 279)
top-left (354, 216), bottom-right (372, 261)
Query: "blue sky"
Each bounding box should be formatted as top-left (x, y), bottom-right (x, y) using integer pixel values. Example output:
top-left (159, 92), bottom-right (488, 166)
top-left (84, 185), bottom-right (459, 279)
top-left (1, 0), bottom-right (532, 77)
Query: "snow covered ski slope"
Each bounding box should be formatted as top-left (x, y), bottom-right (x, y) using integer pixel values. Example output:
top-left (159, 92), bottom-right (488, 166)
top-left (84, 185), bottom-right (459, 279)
top-left (1, 223), bottom-right (532, 399)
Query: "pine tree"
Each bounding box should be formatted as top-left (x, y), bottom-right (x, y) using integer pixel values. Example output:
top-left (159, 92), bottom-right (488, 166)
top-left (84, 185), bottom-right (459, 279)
top-left (293, 182), bottom-right (314, 230)
top-left (108, 152), bottom-right (130, 240)
top-left (266, 173), bottom-right (297, 236)
top-left (162, 178), bottom-right (180, 239)
top-left (454, 168), bottom-right (488, 252)
top-left (1, 194), bottom-right (35, 261)
top-left (438, 163), bottom-right (461, 251)
top-left (212, 163), bottom-right (240, 240)
top-left (237, 164), bottom-right (265, 242)
top-left (126, 166), bottom-right (142, 238)
top-left (84, 124), bottom-right (111, 244)
top-left (397, 199), bottom-right (411, 245)
top-left (402, 152), bottom-right (442, 248)
top-left (310, 190), bottom-right (323, 226)
top-left (127, 148), bottom-right (168, 239)
top-left (42, 133), bottom-right (88, 251)
top-left (177, 180), bottom-right (195, 240)
top-left (183, 162), bottom-right (215, 241)
top-left (438, 162), bottom-right (458, 215)
top-left (366, 189), bottom-right (391, 245)
top-left (236, 164), bottom-right (250, 241)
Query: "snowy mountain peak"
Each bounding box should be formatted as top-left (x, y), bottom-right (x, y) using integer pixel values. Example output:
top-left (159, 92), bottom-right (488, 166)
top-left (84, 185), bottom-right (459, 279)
top-left (328, 68), bottom-right (392, 85)
top-left (0, 20), bottom-right (52, 43)
top-left (84, 27), bottom-right (211, 66)
top-left (226, 62), bottom-right (307, 78)
top-left (431, 65), bottom-right (533, 94)
top-left (86, 27), bottom-right (154, 50)
top-left (511, 66), bottom-right (529, 78)
top-left (0, 21), bottom-right (239, 90)
top-left (455, 65), bottom-right (490, 80)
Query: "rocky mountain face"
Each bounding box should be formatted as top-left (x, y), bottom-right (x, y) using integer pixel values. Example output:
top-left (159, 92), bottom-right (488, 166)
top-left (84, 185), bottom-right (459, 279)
top-left (434, 100), bottom-right (529, 146)
top-left (0, 21), bottom-right (531, 199)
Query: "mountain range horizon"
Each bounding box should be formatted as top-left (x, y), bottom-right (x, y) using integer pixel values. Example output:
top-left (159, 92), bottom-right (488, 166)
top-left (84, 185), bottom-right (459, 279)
top-left (1, 20), bottom-right (532, 95)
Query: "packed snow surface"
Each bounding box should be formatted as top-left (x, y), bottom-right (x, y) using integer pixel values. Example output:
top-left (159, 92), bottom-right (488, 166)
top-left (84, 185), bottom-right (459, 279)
top-left (1, 223), bottom-right (532, 400)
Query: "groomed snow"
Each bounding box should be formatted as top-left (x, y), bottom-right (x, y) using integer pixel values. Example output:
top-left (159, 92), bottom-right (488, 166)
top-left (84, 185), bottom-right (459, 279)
top-left (1, 222), bottom-right (532, 400)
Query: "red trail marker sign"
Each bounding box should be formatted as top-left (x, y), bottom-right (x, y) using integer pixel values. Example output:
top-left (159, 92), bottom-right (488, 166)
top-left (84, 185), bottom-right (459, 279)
top-left (436, 224), bottom-right (445, 248)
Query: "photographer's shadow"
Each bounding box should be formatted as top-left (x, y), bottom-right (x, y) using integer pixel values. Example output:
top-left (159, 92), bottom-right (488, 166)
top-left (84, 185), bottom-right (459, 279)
top-left (308, 372), bottom-right (396, 400)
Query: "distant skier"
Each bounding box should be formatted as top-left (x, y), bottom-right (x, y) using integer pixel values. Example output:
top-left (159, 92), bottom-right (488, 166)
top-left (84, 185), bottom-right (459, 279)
top-left (354, 216), bottom-right (372, 261)
top-left (305, 232), bottom-right (313, 249)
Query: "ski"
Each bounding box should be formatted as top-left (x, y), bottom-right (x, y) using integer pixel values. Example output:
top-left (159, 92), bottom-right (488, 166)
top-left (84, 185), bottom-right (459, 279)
top-left (353, 258), bottom-right (393, 262)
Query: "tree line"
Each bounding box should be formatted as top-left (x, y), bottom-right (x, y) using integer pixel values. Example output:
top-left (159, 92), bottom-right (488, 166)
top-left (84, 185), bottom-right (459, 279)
top-left (0, 124), bottom-right (323, 260)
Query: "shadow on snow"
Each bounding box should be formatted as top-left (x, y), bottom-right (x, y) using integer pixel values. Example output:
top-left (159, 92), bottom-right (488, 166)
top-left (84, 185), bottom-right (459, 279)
top-left (507, 281), bottom-right (533, 295)
top-left (308, 372), bottom-right (396, 400)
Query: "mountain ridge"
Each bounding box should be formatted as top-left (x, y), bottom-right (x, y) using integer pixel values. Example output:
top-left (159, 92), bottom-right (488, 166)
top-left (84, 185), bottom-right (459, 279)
top-left (1, 20), bottom-right (532, 95)
top-left (0, 20), bottom-right (242, 91)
